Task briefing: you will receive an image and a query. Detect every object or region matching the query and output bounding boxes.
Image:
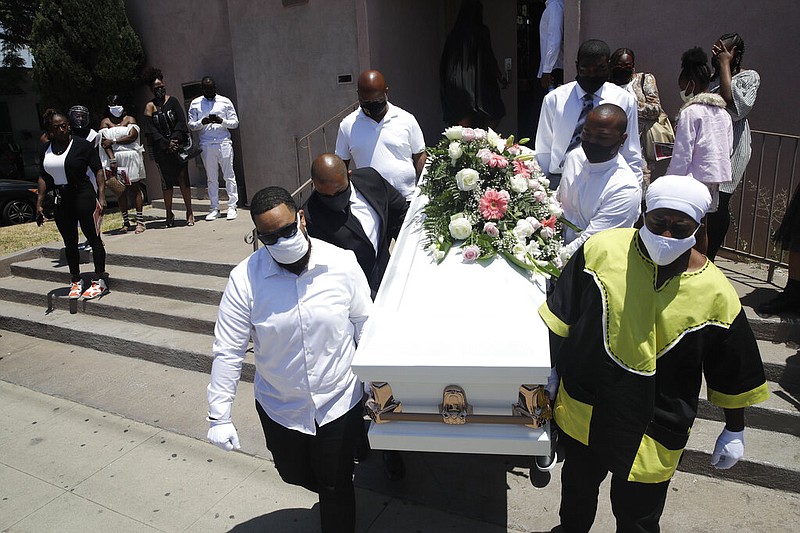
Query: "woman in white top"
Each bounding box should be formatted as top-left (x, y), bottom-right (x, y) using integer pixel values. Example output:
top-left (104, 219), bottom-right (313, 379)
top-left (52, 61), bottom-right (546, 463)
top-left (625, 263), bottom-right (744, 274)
top-left (99, 95), bottom-right (147, 234)
top-left (36, 109), bottom-right (108, 300)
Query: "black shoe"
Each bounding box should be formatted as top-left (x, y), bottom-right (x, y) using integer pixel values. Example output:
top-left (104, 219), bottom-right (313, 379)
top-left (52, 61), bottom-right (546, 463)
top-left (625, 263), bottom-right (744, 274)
top-left (382, 451), bottom-right (405, 481)
top-left (535, 426), bottom-right (559, 472)
top-left (757, 292), bottom-right (800, 316)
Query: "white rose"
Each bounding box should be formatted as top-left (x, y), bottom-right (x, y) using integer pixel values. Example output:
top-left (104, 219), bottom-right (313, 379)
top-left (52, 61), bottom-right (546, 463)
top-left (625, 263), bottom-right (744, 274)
top-left (526, 217), bottom-right (542, 231)
top-left (540, 176), bottom-right (550, 188)
top-left (487, 128), bottom-right (505, 152)
top-left (433, 249), bottom-right (446, 262)
top-left (528, 177), bottom-right (541, 190)
top-left (513, 219), bottom-right (535, 239)
top-left (540, 226), bottom-right (555, 240)
top-left (509, 174), bottom-right (529, 193)
top-left (473, 128), bottom-right (487, 140)
top-left (548, 201), bottom-right (564, 218)
top-left (443, 126), bottom-right (463, 140)
top-left (448, 141), bottom-right (464, 161)
top-left (455, 168), bottom-right (480, 191)
top-left (448, 216), bottom-right (473, 240)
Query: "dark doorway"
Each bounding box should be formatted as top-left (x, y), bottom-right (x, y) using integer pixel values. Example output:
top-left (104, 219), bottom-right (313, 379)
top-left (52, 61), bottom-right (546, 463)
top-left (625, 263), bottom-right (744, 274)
top-left (516, 0), bottom-right (546, 141)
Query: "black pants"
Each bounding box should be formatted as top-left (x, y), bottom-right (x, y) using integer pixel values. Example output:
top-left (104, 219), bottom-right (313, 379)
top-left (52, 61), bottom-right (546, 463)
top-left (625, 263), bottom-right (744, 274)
top-left (256, 400), bottom-right (361, 533)
top-left (54, 188), bottom-right (105, 282)
top-left (706, 191), bottom-right (732, 261)
top-left (559, 433), bottom-right (670, 533)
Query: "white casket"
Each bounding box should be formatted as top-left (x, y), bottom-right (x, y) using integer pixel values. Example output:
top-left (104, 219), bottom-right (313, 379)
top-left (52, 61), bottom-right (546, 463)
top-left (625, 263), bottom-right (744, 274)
top-left (352, 193), bottom-right (553, 457)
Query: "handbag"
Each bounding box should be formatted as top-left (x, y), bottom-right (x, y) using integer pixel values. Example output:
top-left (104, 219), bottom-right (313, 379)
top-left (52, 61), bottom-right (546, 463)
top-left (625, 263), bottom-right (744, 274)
top-left (641, 74), bottom-right (675, 162)
top-left (104, 168), bottom-right (127, 197)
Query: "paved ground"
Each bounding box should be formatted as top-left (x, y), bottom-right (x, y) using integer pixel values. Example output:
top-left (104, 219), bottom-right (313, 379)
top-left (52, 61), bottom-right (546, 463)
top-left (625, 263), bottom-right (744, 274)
top-left (1, 202), bottom-right (798, 532)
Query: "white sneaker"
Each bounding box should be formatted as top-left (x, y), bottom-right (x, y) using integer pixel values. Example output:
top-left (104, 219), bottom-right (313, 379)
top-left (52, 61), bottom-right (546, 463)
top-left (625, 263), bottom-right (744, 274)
top-left (205, 209), bottom-right (220, 221)
top-left (81, 278), bottom-right (108, 300)
top-left (226, 207), bottom-right (238, 220)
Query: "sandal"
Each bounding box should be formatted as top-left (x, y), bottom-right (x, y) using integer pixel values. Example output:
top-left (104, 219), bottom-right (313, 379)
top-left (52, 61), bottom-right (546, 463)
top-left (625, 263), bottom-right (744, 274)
top-left (187, 214), bottom-right (195, 227)
top-left (119, 225), bottom-right (129, 233)
top-left (166, 211), bottom-right (175, 228)
top-left (135, 222), bottom-right (146, 234)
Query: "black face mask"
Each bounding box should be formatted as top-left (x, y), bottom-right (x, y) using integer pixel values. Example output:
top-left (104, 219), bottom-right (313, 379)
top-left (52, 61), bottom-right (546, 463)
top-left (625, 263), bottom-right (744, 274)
top-left (362, 100), bottom-right (387, 119)
top-left (582, 139), bottom-right (618, 163)
top-left (154, 87), bottom-right (166, 100)
top-left (610, 67), bottom-right (634, 85)
top-left (576, 75), bottom-right (606, 95)
top-left (318, 183), bottom-right (351, 212)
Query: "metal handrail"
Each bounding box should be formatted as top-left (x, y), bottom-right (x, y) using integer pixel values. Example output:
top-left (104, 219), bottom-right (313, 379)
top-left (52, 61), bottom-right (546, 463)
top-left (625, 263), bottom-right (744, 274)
top-left (722, 129), bottom-right (798, 281)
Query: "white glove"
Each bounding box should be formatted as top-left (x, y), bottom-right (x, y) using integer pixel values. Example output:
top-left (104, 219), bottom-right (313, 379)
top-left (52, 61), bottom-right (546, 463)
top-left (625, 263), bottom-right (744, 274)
top-left (207, 419), bottom-right (241, 452)
top-left (710, 428), bottom-right (744, 469)
top-left (545, 367), bottom-right (559, 399)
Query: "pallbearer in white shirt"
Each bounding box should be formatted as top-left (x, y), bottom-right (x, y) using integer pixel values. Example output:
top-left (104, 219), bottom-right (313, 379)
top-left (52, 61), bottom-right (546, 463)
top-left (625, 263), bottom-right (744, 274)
top-left (207, 186), bottom-right (372, 533)
top-left (188, 76), bottom-right (240, 220)
top-left (557, 104), bottom-right (642, 259)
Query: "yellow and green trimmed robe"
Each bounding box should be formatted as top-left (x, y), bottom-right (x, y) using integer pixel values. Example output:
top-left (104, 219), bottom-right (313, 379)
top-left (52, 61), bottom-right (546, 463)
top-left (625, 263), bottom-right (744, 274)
top-left (539, 228), bottom-right (768, 483)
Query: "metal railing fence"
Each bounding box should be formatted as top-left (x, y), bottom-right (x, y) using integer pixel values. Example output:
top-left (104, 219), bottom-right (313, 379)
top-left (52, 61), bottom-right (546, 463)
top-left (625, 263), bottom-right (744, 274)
top-left (723, 129), bottom-right (798, 281)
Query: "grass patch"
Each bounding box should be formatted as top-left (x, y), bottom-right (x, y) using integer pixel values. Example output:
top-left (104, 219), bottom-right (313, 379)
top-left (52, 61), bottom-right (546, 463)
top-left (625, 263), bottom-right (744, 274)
top-left (0, 211), bottom-right (126, 257)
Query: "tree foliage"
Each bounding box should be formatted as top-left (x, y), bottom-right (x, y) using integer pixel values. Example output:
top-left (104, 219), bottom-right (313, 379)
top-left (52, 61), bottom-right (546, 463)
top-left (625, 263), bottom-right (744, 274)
top-left (29, 0), bottom-right (144, 116)
top-left (0, 0), bottom-right (38, 92)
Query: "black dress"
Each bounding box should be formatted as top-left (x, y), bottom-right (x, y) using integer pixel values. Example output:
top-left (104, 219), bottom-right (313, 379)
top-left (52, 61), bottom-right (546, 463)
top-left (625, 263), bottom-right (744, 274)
top-left (145, 95), bottom-right (188, 189)
top-left (775, 183), bottom-right (800, 252)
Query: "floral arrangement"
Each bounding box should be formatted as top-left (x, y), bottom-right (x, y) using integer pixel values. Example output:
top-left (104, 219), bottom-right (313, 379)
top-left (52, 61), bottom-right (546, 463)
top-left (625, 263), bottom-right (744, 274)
top-left (420, 126), bottom-right (570, 277)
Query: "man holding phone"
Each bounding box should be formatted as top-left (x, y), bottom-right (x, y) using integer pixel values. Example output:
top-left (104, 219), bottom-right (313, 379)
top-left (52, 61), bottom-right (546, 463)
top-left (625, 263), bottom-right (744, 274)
top-left (188, 76), bottom-right (240, 220)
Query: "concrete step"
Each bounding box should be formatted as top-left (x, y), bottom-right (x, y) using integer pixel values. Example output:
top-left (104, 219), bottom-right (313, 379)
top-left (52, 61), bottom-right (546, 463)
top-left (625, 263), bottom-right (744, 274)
top-left (698, 380), bottom-right (799, 437)
top-left (10, 257), bottom-right (228, 306)
top-left (745, 306), bottom-right (800, 344)
top-left (0, 276), bottom-right (218, 336)
top-left (36, 244), bottom-right (237, 279)
top-left (682, 417), bottom-right (800, 494)
top-left (757, 338), bottom-right (800, 386)
top-left (0, 301), bottom-right (254, 383)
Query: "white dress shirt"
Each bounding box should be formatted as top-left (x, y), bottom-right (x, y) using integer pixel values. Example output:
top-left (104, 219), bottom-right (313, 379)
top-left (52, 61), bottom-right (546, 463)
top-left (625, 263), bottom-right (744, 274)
top-left (537, 0), bottom-right (564, 78)
top-left (207, 238), bottom-right (372, 435)
top-left (350, 185), bottom-right (380, 255)
top-left (188, 94), bottom-right (239, 145)
top-left (558, 149), bottom-right (641, 257)
top-left (535, 81), bottom-right (643, 183)
top-left (335, 102), bottom-right (426, 200)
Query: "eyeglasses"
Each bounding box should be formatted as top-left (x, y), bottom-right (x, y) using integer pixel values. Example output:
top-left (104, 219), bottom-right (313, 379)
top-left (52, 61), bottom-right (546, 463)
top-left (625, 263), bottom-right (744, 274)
top-left (257, 220), bottom-right (299, 246)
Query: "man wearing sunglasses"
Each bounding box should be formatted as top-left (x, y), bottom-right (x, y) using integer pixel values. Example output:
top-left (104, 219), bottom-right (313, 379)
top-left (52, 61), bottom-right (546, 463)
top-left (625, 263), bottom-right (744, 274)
top-left (206, 186), bottom-right (372, 532)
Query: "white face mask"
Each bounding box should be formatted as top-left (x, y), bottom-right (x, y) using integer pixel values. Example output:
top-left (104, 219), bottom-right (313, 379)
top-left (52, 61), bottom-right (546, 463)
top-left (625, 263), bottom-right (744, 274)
top-left (639, 224), bottom-right (697, 266)
top-left (265, 215), bottom-right (309, 264)
top-left (109, 105), bottom-right (124, 118)
top-left (679, 82), bottom-right (695, 103)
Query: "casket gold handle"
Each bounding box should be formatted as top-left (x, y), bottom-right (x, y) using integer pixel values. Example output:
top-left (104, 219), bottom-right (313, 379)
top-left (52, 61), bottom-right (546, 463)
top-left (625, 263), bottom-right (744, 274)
top-left (366, 382), bottom-right (403, 423)
top-left (440, 385), bottom-right (473, 424)
top-left (512, 384), bottom-right (553, 428)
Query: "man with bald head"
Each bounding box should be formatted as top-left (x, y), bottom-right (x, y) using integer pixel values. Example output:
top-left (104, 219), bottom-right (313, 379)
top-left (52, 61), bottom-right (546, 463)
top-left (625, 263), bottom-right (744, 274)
top-left (305, 153), bottom-right (407, 299)
top-left (335, 70), bottom-right (427, 201)
top-left (556, 103), bottom-right (641, 259)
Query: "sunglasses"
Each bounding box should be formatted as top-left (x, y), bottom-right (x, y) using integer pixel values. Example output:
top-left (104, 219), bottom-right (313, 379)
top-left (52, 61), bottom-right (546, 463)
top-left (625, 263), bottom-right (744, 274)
top-left (257, 220), bottom-right (299, 246)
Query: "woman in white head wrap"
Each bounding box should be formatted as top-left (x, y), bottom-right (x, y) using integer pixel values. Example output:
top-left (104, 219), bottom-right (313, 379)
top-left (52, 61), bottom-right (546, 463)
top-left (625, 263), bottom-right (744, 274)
top-left (537, 174), bottom-right (768, 532)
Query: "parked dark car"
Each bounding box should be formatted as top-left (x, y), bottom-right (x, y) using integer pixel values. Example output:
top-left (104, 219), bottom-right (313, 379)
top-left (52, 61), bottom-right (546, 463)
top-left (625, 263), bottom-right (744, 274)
top-left (0, 179), bottom-right (38, 225)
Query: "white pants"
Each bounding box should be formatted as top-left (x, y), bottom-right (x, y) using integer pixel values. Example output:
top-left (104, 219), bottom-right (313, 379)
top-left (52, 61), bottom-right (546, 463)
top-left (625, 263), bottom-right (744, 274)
top-left (201, 141), bottom-right (238, 209)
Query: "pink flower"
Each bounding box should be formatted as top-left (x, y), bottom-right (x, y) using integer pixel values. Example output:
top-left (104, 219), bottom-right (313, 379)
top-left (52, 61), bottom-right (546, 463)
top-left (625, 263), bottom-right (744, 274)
top-left (462, 245), bottom-right (481, 263)
top-left (513, 159), bottom-right (530, 177)
top-left (479, 189), bottom-right (509, 220)
top-left (541, 215), bottom-right (557, 230)
top-left (476, 148), bottom-right (493, 164)
top-left (507, 144), bottom-right (521, 156)
top-left (483, 222), bottom-right (499, 237)
top-left (462, 128), bottom-right (476, 141)
top-left (533, 190), bottom-right (547, 203)
top-left (487, 152), bottom-right (508, 168)
top-left (526, 216), bottom-right (542, 231)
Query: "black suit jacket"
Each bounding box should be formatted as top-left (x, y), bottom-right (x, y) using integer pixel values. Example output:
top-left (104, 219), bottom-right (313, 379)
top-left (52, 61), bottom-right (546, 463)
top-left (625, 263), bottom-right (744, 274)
top-left (304, 167), bottom-right (408, 299)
